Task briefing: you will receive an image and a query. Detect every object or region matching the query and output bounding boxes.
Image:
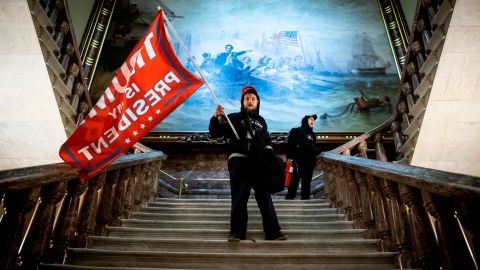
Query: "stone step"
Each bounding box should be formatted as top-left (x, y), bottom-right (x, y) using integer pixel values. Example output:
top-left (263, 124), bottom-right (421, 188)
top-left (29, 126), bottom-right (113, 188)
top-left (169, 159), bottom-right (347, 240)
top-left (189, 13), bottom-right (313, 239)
top-left (120, 219), bottom-right (354, 230)
top-left (131, 212), bottom-right (346, 222)
top-left (89, 236), bottom-right (379, 254)
top-left (139, 206), bottom-right (337, 215)
top-left (64, 248), bottom-right (397, 270)
top-left (106, 227), bottom-right (367, 241)
top-left (148, 201), bottom-right (331, 209)
top-left (40, 266), bottom-right (191, 270)
top-left (155, 198), bottom-right (327, 204)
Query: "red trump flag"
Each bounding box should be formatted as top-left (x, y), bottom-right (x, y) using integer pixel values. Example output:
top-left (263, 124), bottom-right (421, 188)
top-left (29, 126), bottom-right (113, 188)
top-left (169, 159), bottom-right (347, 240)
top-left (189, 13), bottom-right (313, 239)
top-left (59, 10), bottom-right (204, 180)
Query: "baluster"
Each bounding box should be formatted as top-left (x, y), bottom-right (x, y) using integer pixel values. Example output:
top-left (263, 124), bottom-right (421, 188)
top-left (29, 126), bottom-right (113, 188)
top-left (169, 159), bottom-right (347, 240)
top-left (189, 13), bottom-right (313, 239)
top-left (76, 173), bottom-right (106, 248)
top-left (141, 163), bottom-right (154, 204)
top-left (48, 0), bottom-right (64, 26)
top-left (20, 182), bottom-right (66, 269)
top-left (422, 192), bottom-right (476, 269)
top-left (339, 150), bottom-right (352, 215)
top-left (134, 164), bottom-right (146, 211)
top-left (75, 101), bottom-right (89, 126)
top-left (0, 188), bottom-right (40, 270)
top-left (322, 163), bottom-right (333, 206)
top-left (354, 172), bottom-right (376, 239)
top-left (346, 169), bottom-right (363, 228)
top-left (421, 0), bottom-right (438, 29)
top-left (374, 133), bottom-right (387, 161)
top-left (357, 140), bottom-right (368, 158)
top-left (412, 41), bottom-right (426, 69)
top-left (152, 162), bottom-right (161, 196)
top-left (49, 179), bottom-right (86, 263)
top-left (406, 62), bottom-right (421, 90)
top-left (325, 163), bottom-right (338, 208)
top-left (95, 170), bottom-right (120, 235)
top-left (340, 167), bottom-right (353, 221)
top-left (382, 180), bottom-right (413, 268)
top-left (391, 121), bottom-right (404, 155)
top-left (111, 167), bottom-right (132, 226)
top-left (64, 63), bottom-right (79, 95)
top-left (453, 201), bottom-right (480, 266)
top-left (124, 165), bottom-right (140, 218)
top-left (417, 19), bottom-right (432, 52)
top-left (399, 185), bottom-right (436, 268)
top-left (398, 101), bottom-right (410, 132)
top-left (60, 43), bottom-right (74, 72)
top-left (70, 83), bottom-right (85, 113)
top-left (54, 21), bottom-right (69, 49)
top-left (334, 165), bottom-right (345, 214)
top-left (366, 175), bottom-right (392, 251)
top-left (401, 82), bottom-right (416, 113)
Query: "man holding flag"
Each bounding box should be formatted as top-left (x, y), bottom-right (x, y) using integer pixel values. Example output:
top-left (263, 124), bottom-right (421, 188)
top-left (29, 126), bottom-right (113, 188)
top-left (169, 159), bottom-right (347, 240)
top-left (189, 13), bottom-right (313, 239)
top-left (59, 10), bottom-right (204, 180)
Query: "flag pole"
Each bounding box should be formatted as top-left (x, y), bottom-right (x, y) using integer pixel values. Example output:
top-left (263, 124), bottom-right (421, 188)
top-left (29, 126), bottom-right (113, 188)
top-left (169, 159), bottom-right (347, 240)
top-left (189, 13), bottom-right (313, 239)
top-left (297, 31), bottom-right (307, 64)
top-left (161, 11), bottom-right (240, 140)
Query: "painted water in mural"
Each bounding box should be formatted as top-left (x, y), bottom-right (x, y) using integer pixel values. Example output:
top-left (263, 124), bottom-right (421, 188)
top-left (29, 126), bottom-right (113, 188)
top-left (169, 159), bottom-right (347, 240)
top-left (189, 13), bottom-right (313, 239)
top-left (140, 0), bottom-right (400, 132)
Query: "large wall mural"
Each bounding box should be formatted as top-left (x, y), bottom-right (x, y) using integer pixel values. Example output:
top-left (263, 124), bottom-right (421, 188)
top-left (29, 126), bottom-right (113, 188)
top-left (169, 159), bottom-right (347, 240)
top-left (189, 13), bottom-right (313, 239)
top-left (140, 0), bottom-right (400, 132)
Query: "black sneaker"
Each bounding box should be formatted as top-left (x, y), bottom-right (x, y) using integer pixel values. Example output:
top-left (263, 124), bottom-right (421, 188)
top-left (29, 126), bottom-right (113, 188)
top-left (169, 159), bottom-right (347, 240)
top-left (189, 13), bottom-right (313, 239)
top-left (228, 234), bottom-right (245, 242)
top-left (265, 231), bottom-right (288, 241)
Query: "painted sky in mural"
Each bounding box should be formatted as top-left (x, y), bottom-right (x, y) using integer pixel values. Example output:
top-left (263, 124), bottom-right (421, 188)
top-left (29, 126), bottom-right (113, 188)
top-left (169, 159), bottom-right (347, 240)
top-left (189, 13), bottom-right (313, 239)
top-left (134, 0), bottom-right (400, 132)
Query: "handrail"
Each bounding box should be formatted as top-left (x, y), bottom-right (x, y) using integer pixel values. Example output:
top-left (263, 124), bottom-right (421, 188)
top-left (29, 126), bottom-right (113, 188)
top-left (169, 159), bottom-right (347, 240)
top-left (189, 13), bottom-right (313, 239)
top-left (319, 2), bottom-right (479, 269)
top-left (0, 151), bottom-right (166, 192)
top-left (0, 151), bottom-right (166, 270)
top-left (321, 152), bottom-right (480, 202)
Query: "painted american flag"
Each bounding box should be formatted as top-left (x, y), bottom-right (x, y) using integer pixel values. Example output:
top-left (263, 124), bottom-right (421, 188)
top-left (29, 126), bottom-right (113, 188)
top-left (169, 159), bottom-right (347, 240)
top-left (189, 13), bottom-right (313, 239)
top-left (271, 31), bottom-right (301, 47)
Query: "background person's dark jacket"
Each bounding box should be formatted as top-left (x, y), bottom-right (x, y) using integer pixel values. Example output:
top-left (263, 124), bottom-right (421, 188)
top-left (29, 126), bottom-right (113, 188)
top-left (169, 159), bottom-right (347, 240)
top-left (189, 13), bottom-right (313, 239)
top-left (286, 116), bottom-right (320, 169)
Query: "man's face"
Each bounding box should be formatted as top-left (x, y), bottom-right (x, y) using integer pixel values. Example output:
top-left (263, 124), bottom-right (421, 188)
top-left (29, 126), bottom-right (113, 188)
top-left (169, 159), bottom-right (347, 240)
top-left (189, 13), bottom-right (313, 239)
top-left (225, 45), bottom-right (233, 53)
top-left (243, 93), bottom-right (258, 113)
top-left (308, 117), bottom-right (315, 128)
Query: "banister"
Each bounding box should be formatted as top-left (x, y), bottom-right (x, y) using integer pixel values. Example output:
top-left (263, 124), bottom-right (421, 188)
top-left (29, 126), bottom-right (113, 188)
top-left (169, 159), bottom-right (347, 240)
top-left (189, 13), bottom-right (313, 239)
top-left (320, 151), bottom-right (480, 202)
top-left (0, 151), bottom-right (166, 192)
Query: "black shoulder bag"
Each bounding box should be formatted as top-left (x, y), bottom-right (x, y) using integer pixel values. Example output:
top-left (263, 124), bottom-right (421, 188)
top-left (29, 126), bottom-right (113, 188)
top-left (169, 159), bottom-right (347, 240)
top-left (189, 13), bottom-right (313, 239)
top-left (246, 125), bottom-right (285, 194)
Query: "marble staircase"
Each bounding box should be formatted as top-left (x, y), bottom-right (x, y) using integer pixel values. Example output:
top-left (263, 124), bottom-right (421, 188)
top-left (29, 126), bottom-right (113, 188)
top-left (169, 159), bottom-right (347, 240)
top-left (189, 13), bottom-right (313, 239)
top-left (40, 196), bottom-right (398, 269)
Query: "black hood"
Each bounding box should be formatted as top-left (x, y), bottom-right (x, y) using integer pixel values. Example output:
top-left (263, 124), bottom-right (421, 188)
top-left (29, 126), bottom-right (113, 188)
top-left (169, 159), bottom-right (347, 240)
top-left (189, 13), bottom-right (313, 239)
top-left (240, 86), bottom-right (260, 116)
top-left (301, 114), bottom-right (317, 133)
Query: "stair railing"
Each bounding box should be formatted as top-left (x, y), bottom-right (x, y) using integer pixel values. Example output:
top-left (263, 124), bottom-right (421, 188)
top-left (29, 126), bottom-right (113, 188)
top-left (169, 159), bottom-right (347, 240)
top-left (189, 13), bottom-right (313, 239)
top-left (320, 151), bottom-right (480, 269)
top-left (158, 169), bottom-right (187, 199)
top-left (318, 1), bottom-right (480, 269)
top-left (0, 151), bottom-right (166, 270)
top-left (29, 0), bottom-right (95, 136)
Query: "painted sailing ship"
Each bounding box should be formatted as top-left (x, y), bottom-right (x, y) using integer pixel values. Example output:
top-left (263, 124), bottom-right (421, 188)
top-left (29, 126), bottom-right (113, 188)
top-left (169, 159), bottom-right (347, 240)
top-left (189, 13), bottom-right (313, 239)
top-left (351, 33), bottom-right (386, 75)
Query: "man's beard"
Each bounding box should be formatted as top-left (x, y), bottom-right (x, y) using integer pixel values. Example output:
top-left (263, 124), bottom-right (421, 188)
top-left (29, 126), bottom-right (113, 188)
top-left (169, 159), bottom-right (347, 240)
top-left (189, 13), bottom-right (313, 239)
top-left (245, 107), bottom-right (256, 116)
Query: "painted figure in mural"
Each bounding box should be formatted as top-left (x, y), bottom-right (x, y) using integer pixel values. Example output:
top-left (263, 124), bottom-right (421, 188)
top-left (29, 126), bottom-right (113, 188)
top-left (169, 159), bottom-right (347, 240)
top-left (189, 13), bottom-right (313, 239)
top-left (209, 85), bottom-right (287, 241)
top-left (200, 52), bottom-right (216, 78)
top-left (292, 55), bottom-right (313, 72)
top-left (184, 56), bottom-right (197, 73)
top-left (285, 114), bottom-right (320, 200)
top-left (354, 90), bottom-right (392, 112)
top-left (320, 89), bottom-right (393, 120)
top-left (214, 44), bottom-right (252, 80)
